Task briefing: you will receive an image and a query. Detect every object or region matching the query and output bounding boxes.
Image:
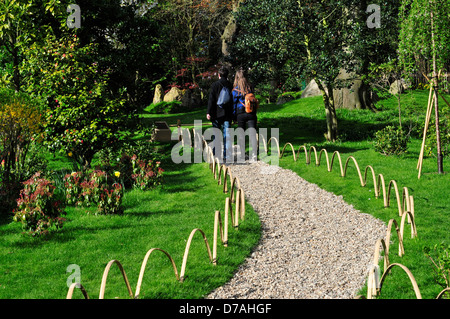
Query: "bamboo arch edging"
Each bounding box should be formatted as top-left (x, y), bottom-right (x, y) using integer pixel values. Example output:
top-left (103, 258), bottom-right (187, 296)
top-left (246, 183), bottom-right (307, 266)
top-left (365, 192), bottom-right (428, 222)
top-left (99, 259), bottom-right (134, 299)
top-left (436, 287), bottom-right (450, 299)
top-left (66, 283), bottom-right (89, 299)
top-left (134, 248), bottom-right (180, 299)
top-left (280, 142), bottom-right (297, 161)
top-left (367, 238), bottom-right (390, 299)
top-left (180, 228), bottom-right (214, 282)
top-left (379, 263), bottom-right (422, 299)
top-left (386, 219), bottom-right (405, 258)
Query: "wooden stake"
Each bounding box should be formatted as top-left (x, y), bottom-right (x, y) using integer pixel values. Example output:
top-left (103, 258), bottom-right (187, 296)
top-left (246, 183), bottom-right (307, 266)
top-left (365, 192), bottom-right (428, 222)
top-left (418, 97), bottom-right (435, 179)
top-left (417, 84), bottom-right (434, 172)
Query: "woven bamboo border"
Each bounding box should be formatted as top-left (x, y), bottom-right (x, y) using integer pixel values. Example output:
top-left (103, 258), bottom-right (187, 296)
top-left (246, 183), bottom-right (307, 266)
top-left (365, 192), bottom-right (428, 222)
top-left (66, 174), bottom-right (246, 299)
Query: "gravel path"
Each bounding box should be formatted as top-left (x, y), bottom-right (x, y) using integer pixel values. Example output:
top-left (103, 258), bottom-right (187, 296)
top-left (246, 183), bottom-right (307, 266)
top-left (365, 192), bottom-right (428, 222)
top-left (206, 161), bottom-right (386, 299)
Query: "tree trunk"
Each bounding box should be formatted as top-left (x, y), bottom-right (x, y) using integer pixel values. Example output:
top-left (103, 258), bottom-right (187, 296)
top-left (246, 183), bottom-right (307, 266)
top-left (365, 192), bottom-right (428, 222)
top-left (221, 0), bottom-right (243, 58)
top-left (430, 4), bottom-right (444, 174)
top-left (317, 79), bottom-right (338, 142)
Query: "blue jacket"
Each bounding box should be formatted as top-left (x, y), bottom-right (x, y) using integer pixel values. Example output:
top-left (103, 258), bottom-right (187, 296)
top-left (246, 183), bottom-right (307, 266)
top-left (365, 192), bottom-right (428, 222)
top-left (232, 87), bottom-right (246, 118)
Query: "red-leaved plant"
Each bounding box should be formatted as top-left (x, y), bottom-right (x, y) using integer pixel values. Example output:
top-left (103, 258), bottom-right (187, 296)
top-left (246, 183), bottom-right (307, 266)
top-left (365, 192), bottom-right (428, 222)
top-left (64, 169), bottom-right (123, 215)
top-left (13, 172), bottom-right (66, 236)
top-left (131, 155), bottom-right (164, 191)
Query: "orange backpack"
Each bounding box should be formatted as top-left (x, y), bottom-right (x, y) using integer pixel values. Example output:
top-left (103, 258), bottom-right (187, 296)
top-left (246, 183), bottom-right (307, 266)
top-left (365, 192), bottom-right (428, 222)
top-left (243, 93), bottom-right (259, 113)
top-left (234, 88), bottom-right (259, 113)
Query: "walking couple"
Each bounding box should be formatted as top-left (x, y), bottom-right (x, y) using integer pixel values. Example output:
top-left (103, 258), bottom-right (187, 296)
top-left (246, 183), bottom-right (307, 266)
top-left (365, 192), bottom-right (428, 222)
top-left (206, 67), bottom-right (259, 163)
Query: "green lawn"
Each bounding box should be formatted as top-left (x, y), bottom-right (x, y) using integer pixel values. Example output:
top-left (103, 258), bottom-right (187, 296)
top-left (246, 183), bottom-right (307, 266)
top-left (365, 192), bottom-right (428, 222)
top-left (1, 89), bottom-right (448, 299)
top-left (143, 89), bottom-right (449, 299)
top-left (0, 158), bottom-right (261, 299)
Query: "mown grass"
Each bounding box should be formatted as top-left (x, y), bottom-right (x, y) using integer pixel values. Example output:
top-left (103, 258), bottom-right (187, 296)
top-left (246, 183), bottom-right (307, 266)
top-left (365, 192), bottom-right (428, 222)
top-left (0, 153), bottom-right (261, 299)
top-left (256, 90), bottom-right (449, 299)
top-left (1, 89), bottom-right (448, 299)
top-left (143, 89), bottom-right (449, 299)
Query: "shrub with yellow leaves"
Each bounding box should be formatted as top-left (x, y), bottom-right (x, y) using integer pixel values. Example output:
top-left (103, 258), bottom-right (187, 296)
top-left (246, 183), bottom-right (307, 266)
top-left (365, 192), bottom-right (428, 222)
top-left (0, 88), bottom-right (42, 182)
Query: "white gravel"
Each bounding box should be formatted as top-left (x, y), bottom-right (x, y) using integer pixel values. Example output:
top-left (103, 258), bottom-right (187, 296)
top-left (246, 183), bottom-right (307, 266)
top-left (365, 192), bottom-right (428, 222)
top-left (206, 160), bottom-right (386, 299)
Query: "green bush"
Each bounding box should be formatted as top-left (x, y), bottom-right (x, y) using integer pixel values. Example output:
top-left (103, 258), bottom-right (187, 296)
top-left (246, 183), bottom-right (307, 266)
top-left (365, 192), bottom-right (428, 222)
top-left (146, 101), bottom-right (183, 114)
top-left (64, 170), bottom-right (124, 215)
top-left (424, 243), bottom-right (450, 295)
top-left (13, 172), bottom-right (66, 236)
top-left (374, 125), bottom-right (410, 156)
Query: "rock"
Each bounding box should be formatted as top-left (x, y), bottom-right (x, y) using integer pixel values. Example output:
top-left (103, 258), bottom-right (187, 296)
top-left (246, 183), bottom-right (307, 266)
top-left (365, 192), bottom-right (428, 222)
top-left (164, 87), bottom-right (183, 103)
top-left (301, 79), bottom-right (324, 98)
top-left (389, 79), bottom-right (409, 95)
top-left (152, 84), bottom-right (164, 104)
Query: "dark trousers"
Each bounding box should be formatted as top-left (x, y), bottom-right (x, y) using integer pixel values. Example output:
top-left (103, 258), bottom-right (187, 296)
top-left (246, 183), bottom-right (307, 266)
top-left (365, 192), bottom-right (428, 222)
top-left (236, 112), bottom-right (258, 160)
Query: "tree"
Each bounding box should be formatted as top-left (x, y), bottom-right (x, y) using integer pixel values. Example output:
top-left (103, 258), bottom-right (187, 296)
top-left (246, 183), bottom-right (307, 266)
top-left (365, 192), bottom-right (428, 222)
top-left (22, 33), bottom-right (132, 170)
top-left (231, 0), bottom-right (360, 141)
top-left (0, 0), bottom-right (69, 91)
top-left (399, 0), bottom-right (450, 174)
top-left (150, 0), bottom-right (231, 89)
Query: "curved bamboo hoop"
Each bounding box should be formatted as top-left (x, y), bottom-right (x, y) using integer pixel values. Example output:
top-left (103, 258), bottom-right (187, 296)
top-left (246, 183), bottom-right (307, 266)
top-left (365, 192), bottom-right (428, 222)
top-left (180, 228), bottom-right (214, 282)
top-left (66, 283), bottom-right (89, 299)
top-left (436, 287), bottom-right (450, 299)
top-left (222, 167), bottom-right (233, 194)
top-left (387, 180), bottom-right (402, 216)
top-left (266, 137), bottom-right (280, 158)
top-left (400, 211), bottom-right (417, 239)
top-left (379, 263), bottom-right (422, 299)
top-left (329, 151), bottom-right (344, 176)
top-left (213, 157), bottom-right (221, 180)
top-left (135, 248), bottom-right (180, 298)
top-left (386, 219), bottom-right (405, 257)
top-left (230, 177), bottom-right (241, 203)
top-left (239, 188), bottom-right (246, 221)
top-left (364, 165), bottom-right (379, 197)
top-left (213, 205), bottom-right (236, 263)
top-left (367, 264), bottom-right (382, 299)
top-left (296, 145), bottom-right (308, 164)
top-left (343, 156), bottom-right (364, 187)
top-left (99, 260), bottom-right (134, 299)
top-left (367, 238), bottom-right (389, 299)
top-left (217, 164), bottom-right (228, 186)
top-left (280, 142), bottom-right (297, 161)
top-left (308, 146), bottom-right (319, 165)
top-left (377, 174), bottom-right (387, 206)
top-left (372, 238), bottom-right (390, 273)
top-left (180, 128), bottom-right (192, 147)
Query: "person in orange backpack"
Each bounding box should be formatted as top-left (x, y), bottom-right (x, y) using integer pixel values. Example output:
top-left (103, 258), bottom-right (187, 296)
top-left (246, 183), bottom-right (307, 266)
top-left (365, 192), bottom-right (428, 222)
top-left (232, 68), bottom-right (259, 162)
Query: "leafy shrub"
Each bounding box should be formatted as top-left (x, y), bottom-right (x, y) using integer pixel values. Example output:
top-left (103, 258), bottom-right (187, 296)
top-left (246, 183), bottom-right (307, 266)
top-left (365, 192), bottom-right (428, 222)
top-left (64, 170), bottom-right (124, 215)
top-left (374, 125), bottom-right (410, 156)
top-left (146, 101), bottom-right (183, 114)
top-left (13, 172), bottom-right (66, 236)
top-left (424, 243), bottom-right (450, 295)
top-left (63, 171), bottom-right (86, 206)
top-left (97, 140), bottom-right (164, 189)
top-left (131, 155), bottom-right (164, 191)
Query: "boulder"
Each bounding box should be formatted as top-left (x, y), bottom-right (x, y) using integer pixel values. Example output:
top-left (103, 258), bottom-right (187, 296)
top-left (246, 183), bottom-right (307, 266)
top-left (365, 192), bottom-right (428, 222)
top-left (152, 84), bottom-right (164, 104)
top-left (301, 79), bottom-right (323, 98)
top-left (389, 79), bottom-right (410, 95)
top-left (164, 87), bottom-right (183, 103)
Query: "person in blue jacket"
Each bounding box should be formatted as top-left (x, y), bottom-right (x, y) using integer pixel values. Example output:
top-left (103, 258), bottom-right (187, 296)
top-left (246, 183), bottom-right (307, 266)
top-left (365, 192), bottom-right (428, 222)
top-left (232, 68), bottom-right (258, 161)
